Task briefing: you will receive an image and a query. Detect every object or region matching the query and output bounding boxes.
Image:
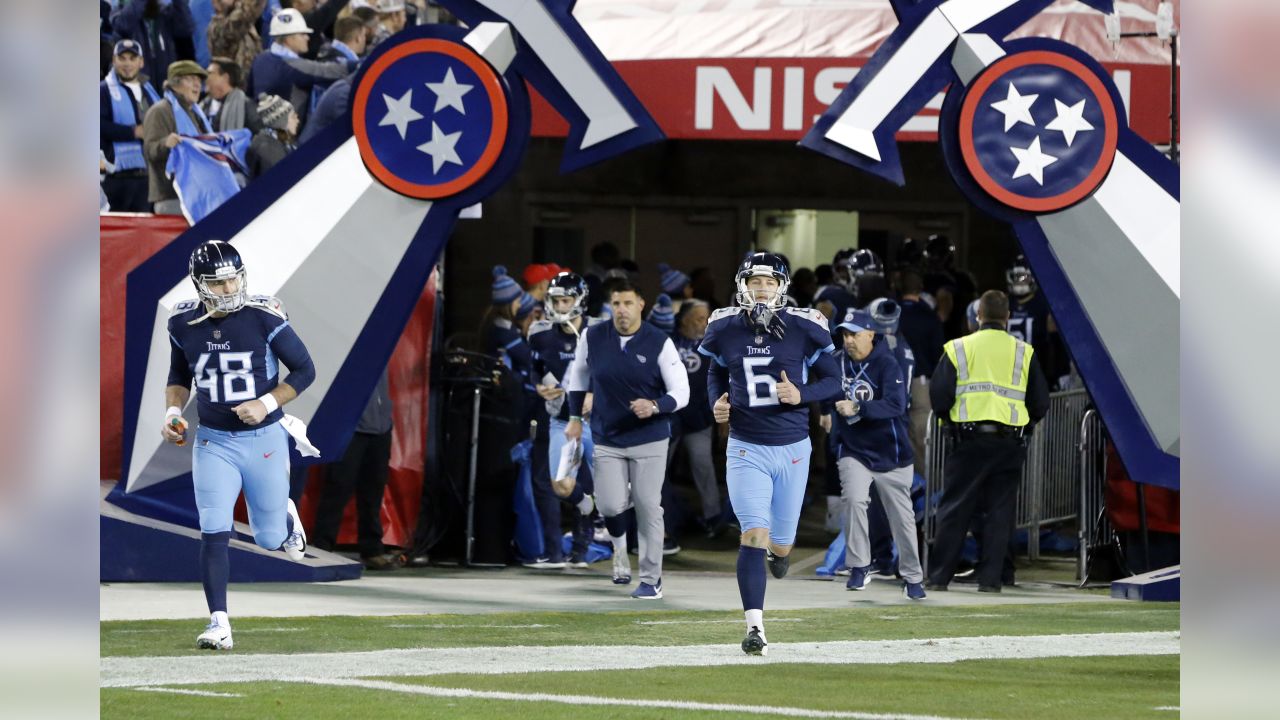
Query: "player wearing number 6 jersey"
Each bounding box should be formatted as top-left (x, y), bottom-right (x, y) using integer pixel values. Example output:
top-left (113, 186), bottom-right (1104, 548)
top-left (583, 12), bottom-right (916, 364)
top-left (698, 252), bottom-right (842, 656)
top-left (162, 240), bottom-right (317, 651)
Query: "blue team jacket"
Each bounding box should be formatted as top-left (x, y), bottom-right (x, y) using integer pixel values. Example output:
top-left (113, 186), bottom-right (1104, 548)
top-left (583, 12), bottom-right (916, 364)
top-left (830, 338), bottom-right (914, 472)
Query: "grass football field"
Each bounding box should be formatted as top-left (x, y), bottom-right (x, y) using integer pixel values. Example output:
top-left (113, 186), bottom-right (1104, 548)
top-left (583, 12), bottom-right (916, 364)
top-left (101, 601), bottom-right (1179, 719)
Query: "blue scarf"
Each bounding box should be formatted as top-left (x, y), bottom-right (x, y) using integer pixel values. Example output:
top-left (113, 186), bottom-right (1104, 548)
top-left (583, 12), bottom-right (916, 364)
top-left (165, 89), bottom-right (213, 137)
top-left (104, 69), bottom-right (160, 171)
top-left (270, 42), bottom-right (300, 60)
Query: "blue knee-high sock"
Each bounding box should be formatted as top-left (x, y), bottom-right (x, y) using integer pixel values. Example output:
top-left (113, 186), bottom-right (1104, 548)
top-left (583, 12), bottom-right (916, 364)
top-left (737, 545), bottom-right (767, 611)
top-left (201, 531), bottom-right (231, 614)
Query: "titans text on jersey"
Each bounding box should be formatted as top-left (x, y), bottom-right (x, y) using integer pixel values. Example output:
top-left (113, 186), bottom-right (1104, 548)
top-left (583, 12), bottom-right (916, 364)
top-left (168, 295), bottom-right (316, 430)
top-left (698, 306), bottom-right (842, 445)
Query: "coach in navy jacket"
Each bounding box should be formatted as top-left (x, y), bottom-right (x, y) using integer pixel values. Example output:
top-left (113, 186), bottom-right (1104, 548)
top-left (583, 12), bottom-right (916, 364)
top-left (829, 311), bottom-right (925, 595)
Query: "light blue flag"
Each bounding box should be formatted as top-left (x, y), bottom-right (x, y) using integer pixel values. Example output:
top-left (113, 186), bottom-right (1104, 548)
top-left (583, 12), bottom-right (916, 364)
top-left (165, 129), bottom-right (251, 224)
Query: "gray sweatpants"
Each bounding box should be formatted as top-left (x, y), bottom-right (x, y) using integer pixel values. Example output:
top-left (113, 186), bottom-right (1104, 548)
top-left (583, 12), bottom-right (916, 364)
top-left (667, 426), bottom-right (721, 521)
top-left (595, 439), bottom-right (669, 585)
top-left (838, 457), bottom-right (924, 583)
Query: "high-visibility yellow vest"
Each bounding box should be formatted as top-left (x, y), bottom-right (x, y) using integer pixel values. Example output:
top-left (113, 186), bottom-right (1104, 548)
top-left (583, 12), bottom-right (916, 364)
top-left (943, 328), bottom-right (1034, 426)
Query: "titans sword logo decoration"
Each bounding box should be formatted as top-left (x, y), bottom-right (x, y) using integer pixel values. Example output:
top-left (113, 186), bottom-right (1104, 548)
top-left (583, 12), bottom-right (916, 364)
top-left (803, 0), bottom-right (1179, 490)
top-left (117, 2), bottom-right (663, 515)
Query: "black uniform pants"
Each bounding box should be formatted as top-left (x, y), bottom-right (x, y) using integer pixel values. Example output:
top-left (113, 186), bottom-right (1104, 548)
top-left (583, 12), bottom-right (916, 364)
top-left (102, 172), bottom-right (150, 213)
top-left (928, 433), bottom-right (1025, 587)
top-left (312, 430), bottom-right (392, 558)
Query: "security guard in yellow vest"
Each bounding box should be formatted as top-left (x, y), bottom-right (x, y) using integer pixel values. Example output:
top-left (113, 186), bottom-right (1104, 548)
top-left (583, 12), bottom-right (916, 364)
top-left (926, 290), bottom-right (1049, 592)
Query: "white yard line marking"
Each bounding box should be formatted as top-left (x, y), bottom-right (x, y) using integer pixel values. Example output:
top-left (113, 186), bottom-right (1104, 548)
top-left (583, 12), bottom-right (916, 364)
top-left (386, 623), bottom-right (552, 629)
top-left (237, 628), bottom-right (304, 633)
top-left (132, 687), bottom-right (243, 698)
top-left (295, 677), bottom-right (979, 720)
top-left (879, 614), bottom-right (1008, 621)
top-left (101, 631), bottom-right (1180, 689)
top-left (1153, 707), bottom-right (1180, 712)
top-left (636, 618), bottom-right (806, 626)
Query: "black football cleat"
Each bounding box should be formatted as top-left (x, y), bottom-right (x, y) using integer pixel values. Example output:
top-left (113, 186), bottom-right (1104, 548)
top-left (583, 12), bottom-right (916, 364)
top-left (766, 549), bottom-right (789, 579)
top-left (741, 626), bottom-right (768, 656)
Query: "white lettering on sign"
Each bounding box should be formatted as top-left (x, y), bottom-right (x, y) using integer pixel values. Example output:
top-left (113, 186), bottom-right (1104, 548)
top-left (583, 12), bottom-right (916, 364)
top-left (694, 65), bottom-right (945, 134)
top-left (695, 67), bottom-right (771, 130)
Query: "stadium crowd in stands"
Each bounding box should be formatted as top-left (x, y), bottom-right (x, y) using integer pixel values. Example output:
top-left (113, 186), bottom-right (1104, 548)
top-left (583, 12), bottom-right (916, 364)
top-left (100, 0), bottom-right (438, 215)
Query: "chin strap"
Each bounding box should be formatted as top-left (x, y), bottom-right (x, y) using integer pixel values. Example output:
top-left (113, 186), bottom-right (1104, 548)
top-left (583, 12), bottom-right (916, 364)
top-left (187, 306), bottom-right (217, 325)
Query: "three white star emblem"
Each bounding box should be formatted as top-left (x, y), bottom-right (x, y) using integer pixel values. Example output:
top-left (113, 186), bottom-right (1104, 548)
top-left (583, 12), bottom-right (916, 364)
top-left (417, 122), bottom-right (463, 174)
top-left (1044, 98), bottom-right (1094, 147)
top-left (1009, 136), bottom-right (1058, 186)
top-left (378, 89), bottom-right (423, 140)
top-left (990, 82), bottom-right (1038, 132)
top-left (425, 68), bottom-right (474, 115)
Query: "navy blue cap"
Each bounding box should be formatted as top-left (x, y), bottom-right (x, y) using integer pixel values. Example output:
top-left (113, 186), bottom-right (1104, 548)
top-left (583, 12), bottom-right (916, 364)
top-left (837, 309), bottom-right (876, 334)
top-left (113, 39), bottom-right (142, 57)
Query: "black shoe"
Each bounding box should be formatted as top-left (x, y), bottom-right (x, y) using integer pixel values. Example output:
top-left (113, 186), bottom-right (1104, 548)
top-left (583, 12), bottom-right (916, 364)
top-left (925, 582), bottom-right (949, 592)
top-left (362, 553), bottom-right (402, 571)
top-left (663, 538), bottom-right (681, 556)
top-left (978, 584), bottom-right (1002, 593)
top-left (741, 627), bottom-right (768, 656)
top-left (953, 569), bottom-right (978, 584)
top-left (766, 549), bottom-right (790, 579)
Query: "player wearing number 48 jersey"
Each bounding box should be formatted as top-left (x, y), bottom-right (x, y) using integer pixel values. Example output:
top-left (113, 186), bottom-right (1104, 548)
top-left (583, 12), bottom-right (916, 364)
top-left (698, 252), bottom-right (842, 656)
top-left (163, 240), bottom-right (317, 651)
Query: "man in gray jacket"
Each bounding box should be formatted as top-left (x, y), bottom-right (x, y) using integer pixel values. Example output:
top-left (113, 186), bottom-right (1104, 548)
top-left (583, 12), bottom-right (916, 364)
top-left (201, 57), bottom-right (261, 133)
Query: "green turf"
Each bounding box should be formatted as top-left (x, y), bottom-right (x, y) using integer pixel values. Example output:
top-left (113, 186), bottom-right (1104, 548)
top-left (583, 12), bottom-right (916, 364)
top-left (100, 654), bottom-right (1179, 720)
top-left (101, 602), bottom-right (1178, 657)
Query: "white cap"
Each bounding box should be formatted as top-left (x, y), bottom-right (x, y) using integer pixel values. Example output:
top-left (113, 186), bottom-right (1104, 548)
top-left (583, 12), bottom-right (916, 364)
top-left (269, 8), bottom-right (313, 37)
top-left (375, 0), bottom-right (406, 12)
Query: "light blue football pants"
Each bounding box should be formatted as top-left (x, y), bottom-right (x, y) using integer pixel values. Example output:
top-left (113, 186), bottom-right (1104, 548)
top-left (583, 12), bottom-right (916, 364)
top-left (726, 436), bottom-right (811, 547)
top-left (193, 422), bottom-right (291, 549)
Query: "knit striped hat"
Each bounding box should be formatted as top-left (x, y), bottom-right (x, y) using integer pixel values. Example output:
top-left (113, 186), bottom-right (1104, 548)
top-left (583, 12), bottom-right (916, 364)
top-left (649, 293), bottom-right (675, 333)
top-left (257, 93), bottom-right (292, 130)
top-left (515, 292), bottom-right (538, 320)
top-left (657, 263), bottom-right (690, 295)
top-left (491, 265), bottom-right (522, 305)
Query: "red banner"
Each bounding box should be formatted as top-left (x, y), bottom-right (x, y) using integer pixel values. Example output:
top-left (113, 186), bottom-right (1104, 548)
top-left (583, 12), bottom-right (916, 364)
top-left (528, 58), bottom-right (1176, 145)
top-left (100, 215), bottom-right (433, 550)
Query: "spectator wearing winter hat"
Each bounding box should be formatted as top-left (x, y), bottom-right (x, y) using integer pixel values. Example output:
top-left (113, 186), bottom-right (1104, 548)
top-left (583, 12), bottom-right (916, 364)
top-left (657, 262), bottom-right (693, 305)
top-left (480, 266), bottom-right (536, 392)
top-left (246, 93), bottom-right (300, 178)
top-left (249, 8), bottom-right (352, 128)
top-left (648, 293), bottom-right (675, 335)
top-left (514, 291), bottom-right (541, 333)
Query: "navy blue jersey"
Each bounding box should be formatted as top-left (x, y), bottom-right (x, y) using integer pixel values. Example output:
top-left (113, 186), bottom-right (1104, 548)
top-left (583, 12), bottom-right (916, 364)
top-left (830, 339), bottom-right (913, 472)
top-left (529, 318), bottom-right (593, 421)
top-left (1009, 291), bottom-right (1052, 351)
top-left (167, 295), bottom-right (315, 432)
top-left (699, 306), bottom-right (842, 446)
top-left (673, 332), bottom-right (713, 433)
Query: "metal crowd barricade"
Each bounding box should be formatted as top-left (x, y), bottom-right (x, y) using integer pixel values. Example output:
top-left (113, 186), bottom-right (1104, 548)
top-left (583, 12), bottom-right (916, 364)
top-left (1077, 408), bottom-right (1111, 582)
top-left (922, 389), bottom-right (1091, 574)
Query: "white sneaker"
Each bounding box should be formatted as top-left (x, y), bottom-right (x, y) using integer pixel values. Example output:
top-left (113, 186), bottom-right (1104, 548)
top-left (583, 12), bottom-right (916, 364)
top-left (196, 616), bottom-right (233, 650)
top-left (522, 558), bottom-right (567, 569)
top-left (282, 499), bottom-right (307, 561)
